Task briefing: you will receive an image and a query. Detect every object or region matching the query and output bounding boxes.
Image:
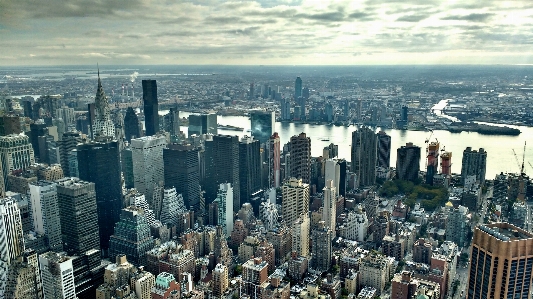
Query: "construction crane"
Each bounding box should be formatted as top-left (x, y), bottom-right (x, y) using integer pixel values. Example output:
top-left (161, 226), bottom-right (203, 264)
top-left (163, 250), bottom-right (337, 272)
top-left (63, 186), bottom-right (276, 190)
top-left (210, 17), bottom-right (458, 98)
top-left (512, 149), bottom-right (522, 173)
top-left (512, 141), bottom-right (527, 175)
top-left (529, 161), bottom-right (533, 172)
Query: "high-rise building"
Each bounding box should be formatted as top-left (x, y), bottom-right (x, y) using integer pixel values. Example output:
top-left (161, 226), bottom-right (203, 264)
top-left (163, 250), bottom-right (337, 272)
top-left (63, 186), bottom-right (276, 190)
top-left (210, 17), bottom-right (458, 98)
top-left (0, 134), bottom-right (35, 189)
top-left (249, 83), bottom-right (255, 100)
top-left (0, 197), bottom-right (25, 263)
top-left (188, 114), bottom-right (217, 137)
top-left (338, 205), bottom-right (368, 242)
top-left (142, 80), bottom-right (159, 136)
top-left (159, 188), bottom-right (186, 227)
top-left (322, 179), bottom-right (336, 237)
top-left (92, 70), bottom-right (115, 138)
top-left (212, 263), bottom-right (229, 298)
top-left (4, 249), bottom-right (43, 299)
top-left (163, 144), bottom-right (201, 211)
top-left (445, 205), bottom-right (470, 248)
top-left (29, 181), bottom-right (62, 252)
top-left (351, 127), bottom-right (377, 186)
top-left (396, 142), bottom-right (421, 182)
top-left (56, 177), bottom-right (100, 255)
top-left (289, 133), bottom-right (311, 184)
top-left (267, 132), bottom-right (281, 188)
top-left (312, 221), bottom-right (333, 272)
top-left (58, 131), bottom-right (81, 177)
top-left (76, 139), bottom-right (122, 252)
top-left (359, 252), bottom-right (394, 295)
top-left (292, 214), bottom-right (310, 258)
top-left (39, 252), bottom-right (76, 299)
top-left (461, 147), bottom-right (487, 185)
top-left (124, 107), bottom-right (143, 142)
top-left (108, 206), bottom-right (155, 266)
top-left (131, 135), bottom-right (166, 205)
top-left (281, 99), bottom-right (291, 121)
top-left (214, 183), bottom-right (234, 236)
top-left (164, 107), bottom-right (180, 142)
top-left (295, 77), bottom-right (303, 100)
top-left (250, 111), bottom-right (275, 144)
top-left (239, 136), bottom-right (261, 203)
top-left (412, 238), bottom-right (432, 265)
top-left (205, 135), bottom-right (240, 211)
top-left (440, 151), bottom-right (452, 175)
top-left (426, 141), bottom-right (440, 185)
top-left (242, 257), bottom-right (269, 298)
top-left (96, 254), bottom-right (138, 298)
top-left (282, 178), bottom-right (310, 226)
top-left (467, 223), bottom-right (533, 299)
top-left (121, 147), bottom-right (134, 189)
top-left (377, 131), bottom-right (391, 168)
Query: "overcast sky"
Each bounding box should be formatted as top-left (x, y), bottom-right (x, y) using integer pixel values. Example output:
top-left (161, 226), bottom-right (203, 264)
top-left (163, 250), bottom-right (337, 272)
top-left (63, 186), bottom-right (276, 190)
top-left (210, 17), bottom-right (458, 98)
top-left (1, 0), bottom-right (532, 66)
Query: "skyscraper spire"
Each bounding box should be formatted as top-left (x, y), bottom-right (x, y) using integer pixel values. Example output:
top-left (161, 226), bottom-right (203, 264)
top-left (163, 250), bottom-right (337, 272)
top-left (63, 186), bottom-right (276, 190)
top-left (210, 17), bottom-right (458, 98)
top-left (92, 65), bottom-right (115, 138)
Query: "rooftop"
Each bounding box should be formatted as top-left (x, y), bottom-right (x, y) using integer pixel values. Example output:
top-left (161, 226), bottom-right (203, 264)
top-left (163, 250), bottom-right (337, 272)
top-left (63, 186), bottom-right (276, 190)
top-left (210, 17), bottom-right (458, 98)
top-left (479, 223), bottom-right (533, 241)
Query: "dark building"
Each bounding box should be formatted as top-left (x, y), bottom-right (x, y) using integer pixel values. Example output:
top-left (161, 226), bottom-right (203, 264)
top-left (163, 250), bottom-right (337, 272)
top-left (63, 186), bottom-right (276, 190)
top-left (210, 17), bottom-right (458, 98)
top-left (250, 111), bottom-right (275, 144)
top-left (0, 115), bottom-right (21, 136)
top-left (29, 122), bottom-right (48, 161)
top-left (163, 144), bottom-right (201, 211)
top-left (58, 131), bottom-right (82, 177)
top-left (377, 131), bottom-right (391, 168)
top-left (351, 127), bottom-right (377, 187)
top-left (164, 107), bottom-right (180, 142)
top-left (76, 138), bottom-right (122, 252)
top-left (396, 142), bottom-right (421, 182)
top-left (461, 147), bottom-right (487, 185)
top-left (239, 136), bottom-right (261, 205)
top-left (123, 107), bottom-right (143, 142)
top-left (289, 133), bottom-right (311, 184)
top-left (142, 80), bottom-right (159, 136)
top-left (23, 100), bottom-right (33, 119)
top-left (121, 147), bottom-right (134, 189)
top-left (72, 249), bottom-right (106, 299)
top-left (204, 135), bottom-right (240, 211)
top-left (337, 159), bottom-right (347, 197)
top-left (56, 177), bottom-right (100, 255)
top-left (87, 103), bottom-right (95, 139)
top-left (188, 113), bottom-right (217, 137)
top-left (295, 77), bottom-right (302, 100)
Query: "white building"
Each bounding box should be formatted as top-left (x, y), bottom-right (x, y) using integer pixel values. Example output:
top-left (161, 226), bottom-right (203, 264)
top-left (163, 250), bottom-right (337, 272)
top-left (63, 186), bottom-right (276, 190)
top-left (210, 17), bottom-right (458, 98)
top-left (0, 133), bottom-right (35, 188)
top-left (92, 72), bottom-right (115, 138)
top-left (292, 213), bottom-right (310, 258)
top-left (282, 178), bottom-right (309, 225)
top-left (29, 181), bottom-right (63, 251)
top-left (338, 205), bottom-right (368, 242)
top-left (325, 159), bottom-right (340, 191)
top-left (131, 135), bottom-right (166, 204)
top-left (39, 252), bottom-right (76, 299)
top-left (322, 179), bottom-right (337, 238)
top-left (126, 189), bottom-right (157, 226)
top-left (358, 253), bottom-right (394, 295)
top-left (160, 188), bottom-right (186, 227)
top-left (215, 183), bottom-right (233, 235)
top-left (0, 197), bottom-right (25, 298)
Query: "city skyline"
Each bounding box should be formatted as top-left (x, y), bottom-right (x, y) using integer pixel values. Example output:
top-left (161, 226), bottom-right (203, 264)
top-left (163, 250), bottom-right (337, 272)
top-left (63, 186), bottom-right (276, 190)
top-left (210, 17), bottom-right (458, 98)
top-left (1, 0), bottom-right (532, 66)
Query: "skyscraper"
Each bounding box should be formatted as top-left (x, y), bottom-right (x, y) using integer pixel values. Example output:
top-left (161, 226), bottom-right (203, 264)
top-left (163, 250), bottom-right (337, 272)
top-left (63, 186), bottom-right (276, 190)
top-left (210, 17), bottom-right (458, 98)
top-left (292, 214), bottom-right (310, 257)
top-left (396, 142), bottom-right (421, 182)
top-left (312, 221), bottom-right (333, 272)
top-left (250, 111), bottom-right (275, 144)
top-left (239, 136), bottom-right (261, 204)
top-left (282, 178), bottom-right (310, 226)
top-left (322, 179), bottom-right (336, 238)
top-left (58, 131), bottom-right (81, 177)
top-left (159, 188), bottom-right (186, 227)
top-left (163, 144), bottom-right (201, 211)
top-left (124, 107), bottom-right (143, 142)
top-left (267, 132), bottom-right (281, 188)
top-left (56, 177), bottom-right (100, 255)
top-left (164, 107), bottom-right (180, 142)
top-left (92, 69), bottom-right (115, 138)
top-left (242, 257), bottom-right (269, 298)
top-left (377, 131), bottom-right (391, 168)
top-left (289, 132), bottom-right (311, 184)
top-left (295, 77), bottom-right (302, 99)
top-left (188, 113), bottom-right (217, 137)
top-left (0, 134), bottom-right (35, 189)
top-left (131, 135), bottom-right (166, 205)
top-left (467, 223), bottom-right (533, 299)
top-left (39, 252), bottom-right (76, 299)
top-left (0, 197), bottom-right (25, 263)
top-left (142, 80), bottom-right (159, 136)
top-left (29, 181), bottom-right (63, 252)
top-left (351, 127), bottom-right (377, 186)
top-left (214, 183), bottom-right (234, 236)
top-left (426, 141), bottom-right (440, 185)
top-left (108, 206), bottom-right (155, 266)
top-left (212, 263), bottom-right (229, 298)
top-left (76, 138), bottom-right (122, 252)
top-left (461, 147), bottom-right (487, 185)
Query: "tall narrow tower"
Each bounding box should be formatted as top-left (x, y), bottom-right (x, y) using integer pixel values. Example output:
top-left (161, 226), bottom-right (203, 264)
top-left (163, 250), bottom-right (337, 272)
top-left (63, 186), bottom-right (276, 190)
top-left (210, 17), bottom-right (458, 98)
top-left (142, 80), bottom-right (159, 136)
top-left (351, 127), bottom-right (377, 187)
top-left (92, 69), bottom-right (115, 138)
top-left (322, 179), bottom-right (336, 238)
top-left (289, 133), bottom-right (311, 184)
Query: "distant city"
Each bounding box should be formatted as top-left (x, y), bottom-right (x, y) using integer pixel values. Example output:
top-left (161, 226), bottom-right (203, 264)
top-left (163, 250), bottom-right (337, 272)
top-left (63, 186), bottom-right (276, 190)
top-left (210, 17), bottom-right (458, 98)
top-left (0, 65), bottom-right (532, 299)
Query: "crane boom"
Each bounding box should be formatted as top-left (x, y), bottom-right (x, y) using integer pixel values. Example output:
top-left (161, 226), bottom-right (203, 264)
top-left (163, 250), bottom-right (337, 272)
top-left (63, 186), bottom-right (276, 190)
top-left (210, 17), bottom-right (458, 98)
top-left (512, 149), bottom-right (522, 173)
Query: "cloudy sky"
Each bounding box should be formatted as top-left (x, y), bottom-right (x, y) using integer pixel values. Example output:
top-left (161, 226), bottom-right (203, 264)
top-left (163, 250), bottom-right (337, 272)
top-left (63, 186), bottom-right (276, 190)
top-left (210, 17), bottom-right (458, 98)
top-left (1, 0), bottom-right (532, 66)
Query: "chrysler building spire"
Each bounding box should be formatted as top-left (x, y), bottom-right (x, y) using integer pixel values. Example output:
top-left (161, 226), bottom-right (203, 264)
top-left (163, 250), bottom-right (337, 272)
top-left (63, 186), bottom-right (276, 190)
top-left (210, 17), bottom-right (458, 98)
top-left (92, 66), bottom-right (115, 138)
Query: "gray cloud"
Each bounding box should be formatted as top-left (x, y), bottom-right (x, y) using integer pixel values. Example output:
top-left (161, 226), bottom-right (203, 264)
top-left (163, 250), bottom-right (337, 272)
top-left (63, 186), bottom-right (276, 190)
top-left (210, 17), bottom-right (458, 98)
top-left (396, 14), bottom-right (428, 22)
top-left (441, 13), bottom-right (494, 22)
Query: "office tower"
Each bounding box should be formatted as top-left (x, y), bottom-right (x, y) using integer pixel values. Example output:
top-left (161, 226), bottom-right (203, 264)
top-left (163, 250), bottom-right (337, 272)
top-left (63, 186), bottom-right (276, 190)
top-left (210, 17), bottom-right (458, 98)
top-left (461, 147), bottom-right (487, 185)
top-left (121, 147), bottom-right (134, 189)
top-left (324, 159), bottom-right (340, 191)
top-left (425, 141), bottom-right (440, 185)
top-left (0, 134), bottom-right (35, 189)
top-left (131, 135), bottom-right (166, 205)
top-left (23, 100), bottom-right (33, 119)
top-left (159, 188), bottom-right (186, 227)
top-left (281, 99), bottom-right (291, 121)
top-left (164, 107), bottom-right (180, 142)
top-left (29, 122), bottom-right (47, 159)
top-left (377, 131), bottom-right (391, 168)
top-left (142, 80), bottom-right (159, 136)
top-left (292, 214), bottom-right (310, 258)
top-left (92, 70), bottom-right (115, 138)
top-left (267, 132), bottom-right (281, 188)
top-left (108, 206), bottom-right (155, 266)
top-left (87, 102), bottom-right (96, 138)
top-left (124, 107), bottom-right (143, 142)
top-left (467, 223), bottom-right (533, 299)
top-left (249, 83), bottom-right (254, 100)
top-left (126, 189), bottom-right (157, 227)
top-left (440, 151), bottom-right (452, 175)
top-left (401, 106), bottom-right (408, 122)
top-left (322, 179), bottom-right (336, 237)
top-left (29, 181), bottom-right (62, 252)
top-left (445, 205), bottom-right (469, 248)
top-left (56, 106), bottom-right (76, 128)
top-left (250, 111), bottom-right (275, 144)
top-left (239, 136), bottom-right (261, 203)
top-left (242, 257), bottom-right (269, 298)
top-left (294, 77), bottom-right (302, 99)
top-left (188, 113), bottom-right (217, 137)
top-left (56, 177), bottom-right (100, 255)
top-left (312, 221), bottom-right (333, 272)
top-left (39, 252), bottom-right (76, 299)
top-left (151, 272), bottom-right (180, 299)
top-left (212, 263), bottom-right (229, 298)
top-left (396, 142), bottom-right (421, 182)
top-left (58, 131), bottom-right (81, 177)
top-left (76, 139), bottom-right (122, 252)
top-left (351, 127), bottom-right (377, 187)
top-left (289, 133), bottom-right (311, 184)
top-left (205, 135), bottom-right (240, 210)
top-left (0, 197), bottom-right (25, 263)
top-left (214, 183), bottom-right (234, 236)
top-left (323, 143), bottom-right (339, 159)
top-left (4, 249), bottom-right (43, 299)
top-left (163, 144), bottom-right (201, 211)
top-left (282, 178), bottom-right (310, 225)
